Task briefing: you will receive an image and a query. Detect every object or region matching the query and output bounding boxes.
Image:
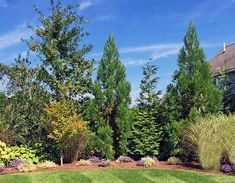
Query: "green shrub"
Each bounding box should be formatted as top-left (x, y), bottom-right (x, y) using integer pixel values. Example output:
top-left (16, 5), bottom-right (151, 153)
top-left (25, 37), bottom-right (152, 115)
top-left (17, 163), bottom-right (37, 172)
top-left (183, 114), bottom-right (235, 170)
top-left (0, 141), bottom-right (40, 165)
top-left (167, 157), bottom-right (182, 165)
top-left (75, 160), bottom-right (92, 166)
top-left (37, 161), bottom-right (57, 168)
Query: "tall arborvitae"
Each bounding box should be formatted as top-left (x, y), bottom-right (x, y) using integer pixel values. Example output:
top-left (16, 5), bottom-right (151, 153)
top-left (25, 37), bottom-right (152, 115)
top-left (130, 63), bottom-right (162, 158)
top-left (160, 23), bottom-right (222, 158)
top-left (88, 34), bottom-right (132, 158)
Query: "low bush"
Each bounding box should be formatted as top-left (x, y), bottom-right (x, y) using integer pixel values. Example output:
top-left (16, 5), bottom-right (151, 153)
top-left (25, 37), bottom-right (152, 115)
top-left (167, 157), bottom-right (182, 165)
top-left (17, 164), bottom-right (37, 172)
top-left (0, 141), bottom-right (41, 165)
top-left (116, 156), bottom-right (133, 163)
top-left (9, 159), bottom-right (27, 168)
top-left (221, 164), bottom-right (234, 173)
top-left (183, 114), bottom-right (235, 170)
top-left (98, 160), bottom-right (111, 167)
top-left (37, 161), bottom-right (57, 168)
top-left (88, 156), bottom-right (101, 163)
top-left (137, 157), bottom-right (156, 168)
top-left (75, 160), bottom-right (92, 166)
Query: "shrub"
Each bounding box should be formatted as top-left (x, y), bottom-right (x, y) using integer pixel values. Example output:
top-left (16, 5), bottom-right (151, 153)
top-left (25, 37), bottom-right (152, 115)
top-left (221, 164), bottom-right (234, 173)
top-left (116, 156), bottom-right (133, 163)
top-left (167, 157), bottom-right (182, 165)
top-left (0, 141), bottom-right (41, 165)
top-left (183, 114), bottom-right (235, 170)
top-left (98, 160), bottom-right (111, 167)
top-left (137, 157), bottom-right (156, 168)
top-left (75, 160), bottom-right (92, 166)
top-left (9, 159), bottom-right (26, 168)
top-left (37, 161), bottom-right (57, 168)
top-left (17, 164), bottom-right (36, 172)
top-left (88, 156), bottom-right (101, 163)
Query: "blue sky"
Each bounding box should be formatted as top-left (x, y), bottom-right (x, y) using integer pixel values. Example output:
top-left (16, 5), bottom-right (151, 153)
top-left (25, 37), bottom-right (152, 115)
top-left (1, 0), bottom-right (235, 102)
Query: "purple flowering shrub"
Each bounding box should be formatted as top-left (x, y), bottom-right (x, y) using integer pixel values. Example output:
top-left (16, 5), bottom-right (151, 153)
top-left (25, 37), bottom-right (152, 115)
top-left (136, 160), bottom-right (145, 166)
top-left (98, 160), bottom-right (111, 167)
top-left (221, 164), bottom-right (234, 173)
top-left (9, 159), bottom-right (27, 168)
top-left (117, 156), bottom-right (133, 163)
top-left (88, 156), bottom-right (101, 163)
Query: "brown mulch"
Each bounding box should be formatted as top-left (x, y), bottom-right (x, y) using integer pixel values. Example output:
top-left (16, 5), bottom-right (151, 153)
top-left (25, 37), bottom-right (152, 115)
top-left (0, 161), bottom-right (233, 176)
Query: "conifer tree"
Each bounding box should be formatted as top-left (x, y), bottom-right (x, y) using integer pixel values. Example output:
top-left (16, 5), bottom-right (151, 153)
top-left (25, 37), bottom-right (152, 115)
top-left (165, 23), bottom-right (222, 120)
top-left (160, 23), bottom-right (222, 158)
top-left (89, 34), bottom-right (132, 158)
top-left (130, 63), bottom-right (162, 158)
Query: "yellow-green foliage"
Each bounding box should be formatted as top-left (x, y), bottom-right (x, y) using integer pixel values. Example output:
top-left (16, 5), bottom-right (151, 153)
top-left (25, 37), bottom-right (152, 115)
top-left (75, 160), bottom-right (92, 166)
top-left (167, 157), bottom-right (182, 165)
top-left (141, 157), bottom-right (156, 168)
top-left (183, 114), bottom-right (235, 170)
top-left (17, 164), bottom-right (36, 172)
top-left (37, 161), bottom-right (57, 168)
top-left (0, 141), bottom-right (39, 164)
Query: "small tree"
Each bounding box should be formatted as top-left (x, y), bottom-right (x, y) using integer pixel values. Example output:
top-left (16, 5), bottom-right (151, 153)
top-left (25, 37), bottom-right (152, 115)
top-left (130, 63), bottom-right (162, 158)
top-left (45, 95), bottom-right (90, 165)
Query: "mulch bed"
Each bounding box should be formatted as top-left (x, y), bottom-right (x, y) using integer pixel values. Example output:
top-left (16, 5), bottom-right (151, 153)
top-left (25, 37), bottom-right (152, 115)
top-left (0, 161), bottom-right (233, 176)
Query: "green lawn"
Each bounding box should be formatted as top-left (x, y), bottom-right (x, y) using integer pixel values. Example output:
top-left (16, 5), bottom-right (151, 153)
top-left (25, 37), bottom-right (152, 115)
top-left (0, 169), bottom-right (234, 183)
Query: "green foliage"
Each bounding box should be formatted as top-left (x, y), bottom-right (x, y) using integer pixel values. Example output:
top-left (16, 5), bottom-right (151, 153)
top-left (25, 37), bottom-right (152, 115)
top-left (86, 34), bottom-right (132, 158)
top-left (37, 161), bottom-right (57, 168)
top-left (167, 156), bottom-right (182, 165)
top-left (137, 62), bottom-right (161, 110)
top-left (217, 69), bottom-right (235, 113)
top-left (26, 0), bottom-right (93, 102)
top-left (0, 56), bottom-right (50, 146)
top-left (130, 63), bottom-right (162, 158)
top-left (89, 125), bottom-right (114, 160)
top-left (183, 114), bottom-right (235, 170)
top-left (130, 110), bottom-right (162, 158)
top-left (0, 141), bottom-right (40, 165)
top-left (161, 23), bottom-right (222, 159)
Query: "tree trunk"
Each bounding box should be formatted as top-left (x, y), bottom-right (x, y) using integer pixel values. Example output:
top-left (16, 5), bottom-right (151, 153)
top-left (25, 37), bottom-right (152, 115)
top-left (60, 150), bottom-right (64, 166)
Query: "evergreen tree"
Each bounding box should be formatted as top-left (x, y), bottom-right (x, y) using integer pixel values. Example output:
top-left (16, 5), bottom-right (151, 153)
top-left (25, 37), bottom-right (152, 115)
top-left (160, 23), bottom-right (222, 158)
top-left (88, 34), bottom-right (132, 158)
top-left (130, 63), bottom-right (162, 158)
top-left (165, 23), bottom-right (222, 120)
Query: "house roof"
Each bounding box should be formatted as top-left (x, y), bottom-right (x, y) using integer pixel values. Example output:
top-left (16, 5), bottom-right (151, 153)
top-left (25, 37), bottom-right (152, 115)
top-left (209, 43), bottom-right (235, 75)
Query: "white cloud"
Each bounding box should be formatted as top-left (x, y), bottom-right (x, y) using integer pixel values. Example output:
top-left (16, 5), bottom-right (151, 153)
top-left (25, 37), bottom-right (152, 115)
top-left (79, 1), bottom-right (93, 10)
top-left (96, 15), bottom-right (114, 21)
top-left (0, 0), bottom-right (8, 7)
top-left (91, 42), bottom-right (220, 66)
top-left (0, 23), bottom-right (32, 50)
top-left (119, 43), bottom-right (182, 54)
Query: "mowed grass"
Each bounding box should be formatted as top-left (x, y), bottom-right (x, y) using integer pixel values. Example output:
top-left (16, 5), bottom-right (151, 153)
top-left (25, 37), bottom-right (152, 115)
top-left (0, 169), bottom-right (234, 183)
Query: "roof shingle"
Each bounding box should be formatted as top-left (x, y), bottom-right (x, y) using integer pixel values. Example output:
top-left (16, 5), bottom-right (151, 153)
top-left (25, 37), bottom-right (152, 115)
top-left (209, 43), bottom-right (235, 75)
